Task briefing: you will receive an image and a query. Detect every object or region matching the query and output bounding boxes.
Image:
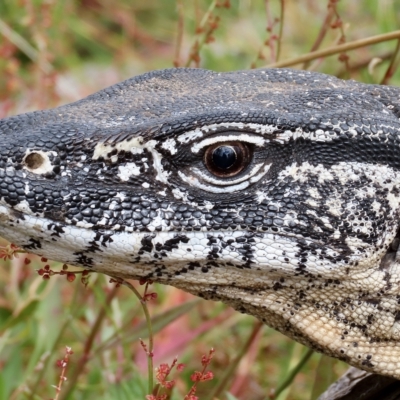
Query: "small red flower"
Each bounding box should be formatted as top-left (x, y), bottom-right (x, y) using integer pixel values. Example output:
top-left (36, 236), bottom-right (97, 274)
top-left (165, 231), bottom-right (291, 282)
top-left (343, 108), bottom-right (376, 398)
top-left (0, 243), bottom-right (20, 260)
top-left (143, 292), bottom-right (157, 302)
top-left (177, 363), bottom-right (185, 372)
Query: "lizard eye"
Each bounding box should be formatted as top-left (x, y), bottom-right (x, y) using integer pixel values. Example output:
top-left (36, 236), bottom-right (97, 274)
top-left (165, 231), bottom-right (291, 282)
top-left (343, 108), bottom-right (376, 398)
top-left (180, 131), bottom-right (269, 193)
top-left (204, 141), bottom-right (251, 177)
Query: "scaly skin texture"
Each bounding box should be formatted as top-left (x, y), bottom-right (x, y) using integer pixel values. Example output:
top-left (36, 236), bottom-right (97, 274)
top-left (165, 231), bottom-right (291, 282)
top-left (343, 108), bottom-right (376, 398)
top-left (1, 68), bottom-right (400, 377)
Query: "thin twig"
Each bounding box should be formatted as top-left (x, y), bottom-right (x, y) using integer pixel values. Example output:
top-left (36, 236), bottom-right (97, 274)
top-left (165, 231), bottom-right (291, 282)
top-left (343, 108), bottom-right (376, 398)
top-left (204, 320), bottom-right (263, 400)
top-left (59, 285), bottom-right (119, 400)
top-left (302, 5), bottom-right (335, 69)
top-left (117, 279), bottom-right (155, 394)
top-left (251, 0), bottom-right (282, 68)
top-left (28, 285), bottom-right (81, 400)
top-left (380, 38), bottom-right (400, 85)
top-left (184, 0), bottom-right (218, 67)
top-left (336, 51), bottom-right (392, 78)
top-left (275, 0), bottom-right (285, 62)
top-left (265, 30), bottom-right (400, 69)
top-left (0, 19), bottom-right (53, 74)
top-left (53, 347), bottom-right (73, 400)
top-left (173, 0), bottom-right (184, 67)
top-left (198, 0), bottom-right (218, 30)
top-left (330, 1), bottom-right (350, 76)
top-left (271, 348), bottom-right (314, 399)
top-left (264, 0), bottom-right (276, 63)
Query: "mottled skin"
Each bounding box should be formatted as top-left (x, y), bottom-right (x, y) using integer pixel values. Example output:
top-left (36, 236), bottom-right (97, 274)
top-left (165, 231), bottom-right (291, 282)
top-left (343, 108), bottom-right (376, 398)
top-left (1, 68), bottom-right (400, 377)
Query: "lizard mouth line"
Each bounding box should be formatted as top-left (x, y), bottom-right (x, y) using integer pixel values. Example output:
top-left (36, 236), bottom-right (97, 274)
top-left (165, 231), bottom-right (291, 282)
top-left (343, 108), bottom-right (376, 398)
top-left (0, 202), bottom-right (377, 281)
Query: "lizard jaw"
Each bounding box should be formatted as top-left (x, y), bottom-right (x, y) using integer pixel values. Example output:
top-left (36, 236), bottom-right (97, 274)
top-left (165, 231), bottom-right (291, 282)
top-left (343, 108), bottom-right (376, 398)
top-left (2, 202), bottom-right (400, 378)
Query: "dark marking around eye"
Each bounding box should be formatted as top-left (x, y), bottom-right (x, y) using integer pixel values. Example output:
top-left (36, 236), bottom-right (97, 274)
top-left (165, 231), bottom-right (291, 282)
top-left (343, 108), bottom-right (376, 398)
top-left (204, 141), bottom-right (251, 177)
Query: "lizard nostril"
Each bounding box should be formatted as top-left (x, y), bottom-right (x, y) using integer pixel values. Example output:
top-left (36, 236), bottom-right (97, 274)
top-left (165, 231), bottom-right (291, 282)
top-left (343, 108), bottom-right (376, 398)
top-left (24, 152), bottom-right (45, 170)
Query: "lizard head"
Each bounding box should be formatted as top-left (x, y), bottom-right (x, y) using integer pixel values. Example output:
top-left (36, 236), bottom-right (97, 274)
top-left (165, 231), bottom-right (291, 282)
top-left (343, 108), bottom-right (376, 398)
top-left (2, 68), bottom-right (400, 377)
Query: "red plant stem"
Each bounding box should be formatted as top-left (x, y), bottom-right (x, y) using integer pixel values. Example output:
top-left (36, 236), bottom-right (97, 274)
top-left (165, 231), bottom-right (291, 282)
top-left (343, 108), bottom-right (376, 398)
top-left (275, 0), bottom-right (284, 62)
top-left (59, 285), bottom-right (119, 400)
top-left (185, 348), bottom-right (215, 399)
top-left (184, 0), bottom-right (218, 67)
top-left (174, 0), bottom-right (184, 67)
top-left (119, 279), bottom-right (155, 394)
top-left (331, 1), bottom-right (350, 74)
top-left (264, 0), bottom-right (276, 63)
top-left (53, 347), bottom-right (73, 400)
top-left (302, 5), bottom-right (335, 69)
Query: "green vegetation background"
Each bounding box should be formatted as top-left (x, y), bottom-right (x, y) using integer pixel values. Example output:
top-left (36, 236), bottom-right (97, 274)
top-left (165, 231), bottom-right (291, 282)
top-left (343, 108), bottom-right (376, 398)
top-left (0, 1), bottom-right (399, 399)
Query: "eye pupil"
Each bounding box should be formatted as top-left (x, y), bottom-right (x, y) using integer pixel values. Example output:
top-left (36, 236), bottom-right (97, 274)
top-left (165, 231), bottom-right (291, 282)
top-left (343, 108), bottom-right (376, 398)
top-left (204, 141), bottom-right (251, 178)
top-left (212, 146), bottom-right (237, 170)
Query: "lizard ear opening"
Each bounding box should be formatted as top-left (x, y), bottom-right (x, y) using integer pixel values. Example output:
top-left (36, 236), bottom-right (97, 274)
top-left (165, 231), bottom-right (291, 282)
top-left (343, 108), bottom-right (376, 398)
top-left (22, 149), bottom-right (58, 177)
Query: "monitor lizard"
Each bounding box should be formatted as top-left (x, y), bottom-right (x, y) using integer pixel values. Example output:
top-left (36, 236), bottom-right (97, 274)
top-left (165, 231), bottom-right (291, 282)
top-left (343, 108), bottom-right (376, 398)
top-left (1, 67), bottom-right (400, 379)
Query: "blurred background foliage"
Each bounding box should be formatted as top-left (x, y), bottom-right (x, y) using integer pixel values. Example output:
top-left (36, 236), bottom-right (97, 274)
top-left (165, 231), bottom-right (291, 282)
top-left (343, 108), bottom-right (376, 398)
top-left (0, 0), bottom-right (400, 399)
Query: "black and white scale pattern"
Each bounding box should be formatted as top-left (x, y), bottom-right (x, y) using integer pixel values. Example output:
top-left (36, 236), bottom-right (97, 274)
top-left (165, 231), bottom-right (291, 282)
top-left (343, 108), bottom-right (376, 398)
top-left (1, 68), bottom-right (400, 377)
